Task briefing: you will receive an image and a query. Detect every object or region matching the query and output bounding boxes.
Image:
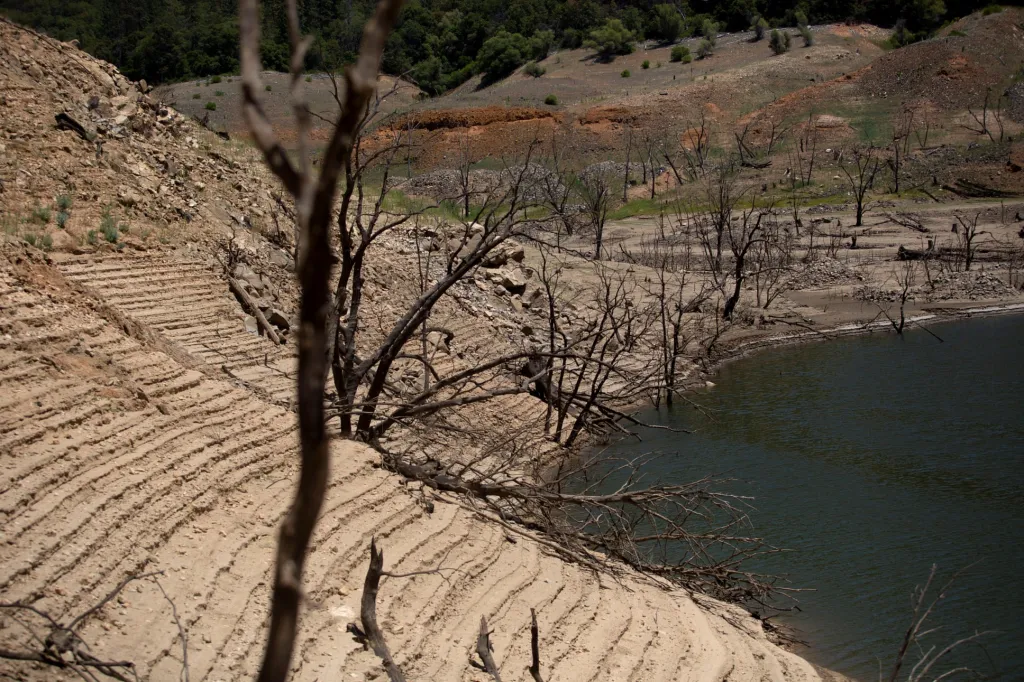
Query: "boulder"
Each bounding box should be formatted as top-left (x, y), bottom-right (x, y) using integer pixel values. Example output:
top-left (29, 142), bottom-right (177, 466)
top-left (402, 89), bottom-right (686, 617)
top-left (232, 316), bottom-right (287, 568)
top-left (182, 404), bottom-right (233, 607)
top-left (269, 248), bottom-right (294, 270)
top-left (500, 268), bottom-right (527, 295)
top-left (243, 315), bottom-right (259, 335)
top-left (425, 330), bottom-right (450, 354)
top-left (266, 308), bottom-right (290, 330)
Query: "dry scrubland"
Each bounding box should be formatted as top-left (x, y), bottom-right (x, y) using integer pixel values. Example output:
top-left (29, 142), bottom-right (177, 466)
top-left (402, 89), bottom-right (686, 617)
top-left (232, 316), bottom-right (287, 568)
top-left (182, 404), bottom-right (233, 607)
top-left (2, 7), bottom-right (1024, 682)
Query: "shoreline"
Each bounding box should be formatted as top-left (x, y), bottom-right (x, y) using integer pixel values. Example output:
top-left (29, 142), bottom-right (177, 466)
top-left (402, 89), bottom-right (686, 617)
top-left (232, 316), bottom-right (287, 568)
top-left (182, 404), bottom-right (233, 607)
top-left (682, 301), bottom-right (1024, 393)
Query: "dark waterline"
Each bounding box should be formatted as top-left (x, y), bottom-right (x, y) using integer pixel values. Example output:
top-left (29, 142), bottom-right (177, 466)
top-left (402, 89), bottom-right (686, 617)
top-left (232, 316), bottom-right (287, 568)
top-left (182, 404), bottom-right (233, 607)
top-left (600, 314), bottom-right (1024, 681)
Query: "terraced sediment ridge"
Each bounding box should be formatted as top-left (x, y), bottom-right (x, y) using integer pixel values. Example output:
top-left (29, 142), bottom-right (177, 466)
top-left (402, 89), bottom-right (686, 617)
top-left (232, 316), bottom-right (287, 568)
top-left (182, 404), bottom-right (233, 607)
top-left (0, 249), bottom-right (836, 681)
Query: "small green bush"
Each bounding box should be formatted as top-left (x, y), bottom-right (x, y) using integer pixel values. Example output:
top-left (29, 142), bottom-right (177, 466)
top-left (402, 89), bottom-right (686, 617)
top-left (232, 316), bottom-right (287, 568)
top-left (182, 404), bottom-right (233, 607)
top-left (696, 39), bottom-right (713, 59)
top-left (211, 75), bottom-right (222, 84)
top-left (982, 4), bottom-right (1004, 15)
top-left (770, 29), bottom-right (791, 55)
top-left (949, 29), bottom-right (967, 36)
top-left (701, 19), bottom-right (719, 46)
top-left (544, 94), bottom-right (559, 105)
top-left (265, 84), bottom-right (272, 91)
top-left (56, 211), bottom-right (70, 229)
top-left (192, 93), bottom-right (201, 99)
top-left (205, 101), bottom-right (217, 111)
top-left (214, 90), bottom-right (225, 97)
top-left (621, 69), bottom-right (631, 77)
top-left (56, 194), bottom-right (72, 211)
top-left (800, 25), bottom-right (814, 46)
top-left (31, 205), bottom-right (51, 224)
top-left (305, 75), bottom-right (313, 82)
top-left (641, 59), bottom-right (650, 69)
top-left (40, 234), bottom-right (53, 251)
top-left (524, 61), bottom-right (546, 78)
top-left (87, 229), bottom-right (98, 246)
top-left (23, 233), bottom-right (37, 247)
top-left (670, 45), bottom-right (689, 62)
top-left (100, 207), bottom-right (118, 244)
top-left (752, 16), bottom-right (769, 41)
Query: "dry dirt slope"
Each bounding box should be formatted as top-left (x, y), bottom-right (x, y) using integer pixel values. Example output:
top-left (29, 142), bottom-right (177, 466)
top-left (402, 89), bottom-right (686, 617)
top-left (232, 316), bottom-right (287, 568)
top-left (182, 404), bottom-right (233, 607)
top-left (0, 249), bottom-right (836, 682)
top-left (0, 17), bottom-right (843, 682)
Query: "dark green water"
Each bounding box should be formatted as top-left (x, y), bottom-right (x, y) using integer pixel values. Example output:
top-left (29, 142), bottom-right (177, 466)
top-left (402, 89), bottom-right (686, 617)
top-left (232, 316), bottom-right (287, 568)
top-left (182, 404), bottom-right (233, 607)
top-left (600, 314), bottom-right (1024, 681)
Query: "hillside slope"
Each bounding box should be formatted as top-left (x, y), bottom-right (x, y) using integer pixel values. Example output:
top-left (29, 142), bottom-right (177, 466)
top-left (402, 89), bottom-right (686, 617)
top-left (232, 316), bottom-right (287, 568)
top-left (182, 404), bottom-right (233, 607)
top-left (0, 17), bottom-right (847, 682)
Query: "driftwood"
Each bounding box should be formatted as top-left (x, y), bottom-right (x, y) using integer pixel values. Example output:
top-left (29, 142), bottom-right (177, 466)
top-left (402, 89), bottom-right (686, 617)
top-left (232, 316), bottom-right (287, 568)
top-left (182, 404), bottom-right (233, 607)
top-left (55, 112), bottom-right (92, 141)
top-left (228, 276), bottom-right (283, 345)
top-left (528, 608), bottom-right (544, 682)
top-left (942, 179), bottom-right (1017, 198)
top-left (883, 212), bottom-right (928, 233)
top-left (359, 539), bottom-right (406, 682)
top-left (475, 616), bottom-right (502, 681)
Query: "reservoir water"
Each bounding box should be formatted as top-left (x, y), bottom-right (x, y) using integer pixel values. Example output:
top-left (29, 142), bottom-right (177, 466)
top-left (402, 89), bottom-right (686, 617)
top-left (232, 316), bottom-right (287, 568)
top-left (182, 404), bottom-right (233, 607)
top-left (599, 314), bottom-right (1024, 680)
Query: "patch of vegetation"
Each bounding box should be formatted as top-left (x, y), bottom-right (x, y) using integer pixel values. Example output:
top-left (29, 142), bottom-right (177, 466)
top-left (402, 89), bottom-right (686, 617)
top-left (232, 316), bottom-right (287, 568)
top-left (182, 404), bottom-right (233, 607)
top-left (40, 234), bottom-right (53, 251)
top-left (211, 75), bottom-right (222, 84)
top-left (31, 205), bottom-right (51, 225)
top-left (524, 61), bottom-right (545, 78)
top-left (621, 69), bottom-right (631, 77)
top-left (214, 90), bottom-right (225, 96)
top-left (982, 4), bottom-right (1004, 14)
top-left (86, 229), bottom-right (98, 246)
top-left (800, 25), bottom-right (814, 46)
top-left (192, 92), bottom-right (201, 99)
top-left (265, 84), bottom-right (272, 91)
top-left (670, 45), bottom-right (692, 63)
top-left (585, 19), bottom-right (636, 59)
top-left (701, 19), bottom-right (720, 47)
top-left (100, 207), bottom-right (119, 244)
top-left (948, 29), bottom-right (968, 36)
top-left (56, 212), bottom-right (70, 229)
top-left (305, 75), bottom-right (312, 82)
top-left (205, 101), bottom-right (217, 111)
top-left (650, 4), bottom-right (684, 43)
top-left (770, 29), bottom-right (792, 54)
top-left (23, 233), bottom-right (37, 247)
top-left (642, 59), bottom-right (650, 69)
top-left (544, 94), bottom-right (559, 105)
top-left (56, 194), bottom-right (72, 212)
top-left (751, 16), bottom-right (769, 41)
top-left (696, 39), bottom-right (714, 59)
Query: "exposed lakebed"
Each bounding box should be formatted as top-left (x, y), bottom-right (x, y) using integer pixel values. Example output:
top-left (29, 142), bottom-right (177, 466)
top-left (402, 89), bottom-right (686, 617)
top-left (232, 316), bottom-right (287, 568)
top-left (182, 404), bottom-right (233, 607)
top-left (599, 314), bottom-right (1024, 680)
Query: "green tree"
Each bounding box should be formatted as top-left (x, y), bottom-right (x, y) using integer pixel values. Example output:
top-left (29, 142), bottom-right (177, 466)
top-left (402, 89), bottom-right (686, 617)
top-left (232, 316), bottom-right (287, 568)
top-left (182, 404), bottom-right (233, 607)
top-left (670, 45), bottom-right (691, 62)
top-left (477, 30), bottom-right (530, 81)
top-left (585, 18), bottom-right (636, 59)
top-left (769, 28), bottom-right (792, 54)
top-left (651, 4), bottom-right (685, 43)
top-left (701, 18), bottom-right (720, 46)
top-left (752, 16), bottom-right (769, 40)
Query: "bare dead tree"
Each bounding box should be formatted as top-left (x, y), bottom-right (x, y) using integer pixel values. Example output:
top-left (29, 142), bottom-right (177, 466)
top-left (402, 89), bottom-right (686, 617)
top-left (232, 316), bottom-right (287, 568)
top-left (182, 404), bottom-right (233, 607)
top-left (878, 261), bottom-right (916, 336)
top-left (528, 609), bottom-right (544, 682)
top-left (889, 109), bottom-right (915, 195)
top-left (962, 90), bottom-right (1005, 144)
top-left (884, 565), bottom-right (993, 682)
top-left (579, 169), bottom-right (612, 261)
top-left (735, 116), bottom-right (788, 169)
top-left (238, 0), bottom-right (406, 679)
top-left (622, 121), bottom-right (634, 203)
top-left (721, 199), bottom-right (774, 320)
top-left (475, 617), bottom-right (502, 681)
top-left (749, 216), bottom-right (794, 310)
top-left (794, 111), bottom-right (819, 187)
top-left (0, 571), bottom-right (185, 682)
top-left (839, 146), bottom-right (882, 227)
top-left (455, 131), bottom-right (473, 218)
top-left (953, 212), bottom-right (985, 272)
top-left (663, 113), bottom-right (713, 183)
top-left (691, 164), bottom-right (740, 279)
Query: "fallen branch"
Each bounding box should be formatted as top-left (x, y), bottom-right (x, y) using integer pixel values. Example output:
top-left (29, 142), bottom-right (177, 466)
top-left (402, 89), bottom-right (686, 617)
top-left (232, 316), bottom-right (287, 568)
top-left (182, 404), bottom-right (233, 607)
top-left (359, 539), bottom-right (406, 682)
top-left (228, 276), bottom-right (284, 345)
top-left (528, 608), bottom-right (544, 682)
top-left (475, 616), bottom-right (502, 681)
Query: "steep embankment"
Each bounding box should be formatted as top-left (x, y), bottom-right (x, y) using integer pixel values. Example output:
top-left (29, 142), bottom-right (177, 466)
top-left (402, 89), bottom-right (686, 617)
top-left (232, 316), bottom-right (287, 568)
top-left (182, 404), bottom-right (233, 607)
top-left (0, 17), bottom-right (842, 682)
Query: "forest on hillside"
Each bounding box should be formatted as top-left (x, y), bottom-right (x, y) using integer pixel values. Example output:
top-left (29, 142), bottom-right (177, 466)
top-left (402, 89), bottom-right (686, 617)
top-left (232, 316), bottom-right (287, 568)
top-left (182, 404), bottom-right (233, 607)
top-left (0, 0), bottom-right (998, 92)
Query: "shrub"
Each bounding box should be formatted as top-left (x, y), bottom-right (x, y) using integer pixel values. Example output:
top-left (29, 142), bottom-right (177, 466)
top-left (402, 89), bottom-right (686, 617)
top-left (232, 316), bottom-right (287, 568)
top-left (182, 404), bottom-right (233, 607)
top-left (305, 75), bottom-right (313, 82)
top-left (87, 229), bottom-right (98, 246)
top-left (621, 69), bottom-right (631, 77)
top-left (100, 207), bottom-right (118, 244)
top-left (192, 93), bottom-right (201, 99)
top-left (800, 24), bottom-right (814, 46)
top-left (265, 84), bottom-right (272, 91)
top-left (205, 101), bottom-right (217, 111)
top-left (642, 59), bottom-right (651, 69)
top-left (696, 39), bottom-right (714, 59)
top-left (949, 29), bottom-right (967, 36)
top-left (795, 10), bottom-right (809, 27)
top-left (56, 211), bottom-right (70, 229)
top-left (215, 90), bottom-right (225, 96)
top-left (31, 205), bottom-right (51, 224)
top-left (56, 194), bottom-right (72, 211)
top-left (544, 94), bottom-right (558, 105)
top-left (585, 19), bottom-right (636, 59)
top-left (982, 4), bottom-right (1003, 15)
top-left (40, 234), bottom-right (53, 251)
top-left (670, 45), bottom-right (691, 62)
top-left (524, 61), bottom-right (546, 78)
top-left (23, 233), bottom-right (37, 247)
top-left (211, 74), bottom-right (222, 84)
top-left (752, 16), bottom-right (769, 41)
top-left (770, 29), bottom-right (792, 55)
